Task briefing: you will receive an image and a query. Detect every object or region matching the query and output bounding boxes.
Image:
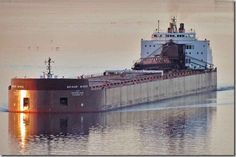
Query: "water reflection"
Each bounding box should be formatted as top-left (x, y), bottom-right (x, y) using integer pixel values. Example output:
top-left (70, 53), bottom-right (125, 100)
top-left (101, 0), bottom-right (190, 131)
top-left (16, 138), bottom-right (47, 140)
top-left (8, 92), bottom-right (217, 155)
top-left (19, 113), bottom-right (27, 152)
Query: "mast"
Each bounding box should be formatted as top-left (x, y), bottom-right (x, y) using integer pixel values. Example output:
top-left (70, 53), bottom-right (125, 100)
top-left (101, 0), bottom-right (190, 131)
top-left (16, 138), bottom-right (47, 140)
top-left (45, 57), bottom-right (54, 78)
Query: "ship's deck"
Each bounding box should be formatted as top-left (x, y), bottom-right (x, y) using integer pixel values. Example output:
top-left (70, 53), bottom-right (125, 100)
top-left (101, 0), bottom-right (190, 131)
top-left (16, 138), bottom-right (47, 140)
top-left (88, 72), bottom-right (159, 88)
top-left (9, 69), bottom-right (216, 91)
top-left (87, 69), bottom-right (216, 90)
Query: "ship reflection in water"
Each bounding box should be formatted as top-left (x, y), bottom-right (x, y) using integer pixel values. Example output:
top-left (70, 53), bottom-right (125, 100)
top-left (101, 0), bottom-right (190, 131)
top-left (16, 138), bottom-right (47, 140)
top-left (9, 92), bottom-right (217, 155)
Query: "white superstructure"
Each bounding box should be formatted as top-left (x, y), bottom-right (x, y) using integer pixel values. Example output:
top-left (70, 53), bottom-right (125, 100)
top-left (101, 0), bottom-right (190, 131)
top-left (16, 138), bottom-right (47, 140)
top-left (141, 17), bottom-right (213, 69)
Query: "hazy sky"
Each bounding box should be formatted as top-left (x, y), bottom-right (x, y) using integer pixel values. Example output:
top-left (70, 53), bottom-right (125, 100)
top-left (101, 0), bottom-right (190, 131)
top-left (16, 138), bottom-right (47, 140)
top-left (0, 0), bottom-right (234, 104)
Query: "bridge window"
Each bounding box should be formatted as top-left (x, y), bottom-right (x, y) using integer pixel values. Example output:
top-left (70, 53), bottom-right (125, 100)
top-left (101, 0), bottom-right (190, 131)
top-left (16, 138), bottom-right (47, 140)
top-left (149, 45), bottom-right (151, 47)
top-left (160, 35), bottom-right (162, 37)
top-left (145, 45), bottom-right (147, 47)
top-left (153, 45), bottom-right (155, 47)
top-left (197, 52), bottom-right (199, 54)
top-left (201, 52), bottom-right (203, 54)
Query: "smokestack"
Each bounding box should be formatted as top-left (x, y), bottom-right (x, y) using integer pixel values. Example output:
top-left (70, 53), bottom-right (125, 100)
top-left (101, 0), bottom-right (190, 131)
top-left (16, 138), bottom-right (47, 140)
top-left (179, 23), bottom-right (185, 33)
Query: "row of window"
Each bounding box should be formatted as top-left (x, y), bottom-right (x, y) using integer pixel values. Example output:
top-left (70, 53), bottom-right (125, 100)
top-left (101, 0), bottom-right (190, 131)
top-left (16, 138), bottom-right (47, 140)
top-left (186, 45), bottom-right (194, 49)
top-left (187, 44), bottom-right (206, 48)
top-left (144, 44), bottom-right (207, 51)
top-left (177, 35), bottom-right (185, 37)
top-left (157, 34), bottom-right (187, 37)
top-left (153, 34), bottom-right (195, 38)
top-left (144, 45), bottom-right (156, 47)
top-left (144, 44), bottom-right (206, 49)
top-left (187, 45), bottom-right (206, 49)
top-left (186, 51), bottom-right (204, 55)
top-left (145, 51), bottom-right (204, 55)
top-left (166, 34), bottom-right (176, 37)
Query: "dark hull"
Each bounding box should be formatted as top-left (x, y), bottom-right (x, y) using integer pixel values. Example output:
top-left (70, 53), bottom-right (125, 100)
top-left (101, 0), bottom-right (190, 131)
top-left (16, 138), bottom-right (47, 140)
top-left (8, 78), bottom-right (102, 112)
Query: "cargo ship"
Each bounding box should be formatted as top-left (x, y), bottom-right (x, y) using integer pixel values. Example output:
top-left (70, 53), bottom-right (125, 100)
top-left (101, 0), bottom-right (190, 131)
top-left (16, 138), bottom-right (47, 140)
top-left (8, 17), bottom-right (217, 113)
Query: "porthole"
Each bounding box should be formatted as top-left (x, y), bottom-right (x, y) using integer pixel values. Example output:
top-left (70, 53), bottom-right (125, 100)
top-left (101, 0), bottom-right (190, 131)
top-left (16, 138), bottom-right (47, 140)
top-left (60, 97), bottom-right (68, 106)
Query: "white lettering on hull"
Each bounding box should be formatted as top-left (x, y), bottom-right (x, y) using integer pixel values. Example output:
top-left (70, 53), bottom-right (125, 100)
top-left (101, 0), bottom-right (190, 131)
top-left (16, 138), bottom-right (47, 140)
top-left (71, 90), bottom-right (84, 96)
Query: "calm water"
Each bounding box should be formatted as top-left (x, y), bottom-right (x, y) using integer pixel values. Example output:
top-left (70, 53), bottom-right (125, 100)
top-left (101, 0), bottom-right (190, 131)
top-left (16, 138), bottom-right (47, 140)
top-left (0, 89), bottom-right (234, 155)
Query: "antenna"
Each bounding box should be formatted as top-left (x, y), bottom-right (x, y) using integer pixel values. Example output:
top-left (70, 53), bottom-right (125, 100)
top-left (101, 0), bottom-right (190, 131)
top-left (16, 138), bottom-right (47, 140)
top-left (157, 20), bottom-right (160, 33)
top-left (45, 57), bottom-right (54, 79)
